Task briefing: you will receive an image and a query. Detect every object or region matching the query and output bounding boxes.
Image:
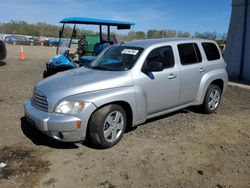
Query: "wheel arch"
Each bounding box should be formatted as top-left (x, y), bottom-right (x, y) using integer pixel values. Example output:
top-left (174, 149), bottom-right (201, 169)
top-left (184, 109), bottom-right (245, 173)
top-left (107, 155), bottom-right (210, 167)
top-left (88, 100), bottom-right (133, 131)
top-left (196, 69), bottom-right (228, 104)
top-left (210, 79), bottom-right (224, 93)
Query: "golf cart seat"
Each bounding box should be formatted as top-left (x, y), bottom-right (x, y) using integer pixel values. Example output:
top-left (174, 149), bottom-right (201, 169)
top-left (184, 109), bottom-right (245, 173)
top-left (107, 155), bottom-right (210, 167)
top-left (79, 56), bottom-right (96, 67)
top-left (93, 42), bottom-right (109, 55)
top-left (79, 42), bottom-right (110, 67)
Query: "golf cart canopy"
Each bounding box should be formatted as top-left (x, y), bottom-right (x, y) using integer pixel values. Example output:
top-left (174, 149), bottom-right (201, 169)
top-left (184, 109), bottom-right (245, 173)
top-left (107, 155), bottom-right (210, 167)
top-left (60, 17), bottom-right (135, 29)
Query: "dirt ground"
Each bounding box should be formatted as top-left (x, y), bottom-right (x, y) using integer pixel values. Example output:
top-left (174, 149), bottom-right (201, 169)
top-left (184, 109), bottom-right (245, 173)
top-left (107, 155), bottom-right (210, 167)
top-left (0, 44), bottom-right (249, 188)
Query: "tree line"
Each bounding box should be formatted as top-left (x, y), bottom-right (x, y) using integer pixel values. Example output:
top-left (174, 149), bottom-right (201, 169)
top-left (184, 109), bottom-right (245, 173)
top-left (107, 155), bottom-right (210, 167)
top-left (0, 20), bottom-right (226, 43)
top-left (0, 20), bottom-right (94, 38)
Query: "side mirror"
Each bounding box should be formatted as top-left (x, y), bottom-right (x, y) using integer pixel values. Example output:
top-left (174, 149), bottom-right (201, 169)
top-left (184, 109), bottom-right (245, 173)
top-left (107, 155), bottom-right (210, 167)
top-left (142, 61), bottom-right (164, 72)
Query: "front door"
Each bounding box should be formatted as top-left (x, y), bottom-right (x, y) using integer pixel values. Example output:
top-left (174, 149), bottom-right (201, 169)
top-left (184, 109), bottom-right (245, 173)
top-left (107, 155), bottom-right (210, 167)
top-left (134, 46), bottom-right (180, 115)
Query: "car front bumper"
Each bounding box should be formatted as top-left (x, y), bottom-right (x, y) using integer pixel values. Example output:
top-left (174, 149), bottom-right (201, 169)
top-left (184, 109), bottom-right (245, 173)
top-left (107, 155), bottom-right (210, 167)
top-left (24, 99), bottom-right (96, 142)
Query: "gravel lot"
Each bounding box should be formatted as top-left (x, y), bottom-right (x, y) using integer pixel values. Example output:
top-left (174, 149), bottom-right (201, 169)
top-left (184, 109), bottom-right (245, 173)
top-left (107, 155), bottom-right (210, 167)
top-left (0, 44), bottom-right (249, 188)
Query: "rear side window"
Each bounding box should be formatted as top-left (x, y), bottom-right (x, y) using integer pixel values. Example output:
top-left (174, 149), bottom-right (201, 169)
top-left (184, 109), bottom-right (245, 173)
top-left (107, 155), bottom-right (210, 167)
top-left (202, 42), bottom-right (221, 61)
top-left (147, 46), bottom-right (175, 68)
top-left (178, 43), bottom-right (202, 65)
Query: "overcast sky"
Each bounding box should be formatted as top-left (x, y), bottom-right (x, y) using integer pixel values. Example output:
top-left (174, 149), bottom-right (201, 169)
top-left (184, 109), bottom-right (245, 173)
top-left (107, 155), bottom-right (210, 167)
top-left (0, 0), bottom-right (231, 34)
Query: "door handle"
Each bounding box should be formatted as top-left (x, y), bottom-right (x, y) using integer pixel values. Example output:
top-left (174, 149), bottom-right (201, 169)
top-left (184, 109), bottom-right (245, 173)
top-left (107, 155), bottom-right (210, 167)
top-left (199, 68), bottom-right (206, 73)
top-left (168, 73), bottom-right (177, 79)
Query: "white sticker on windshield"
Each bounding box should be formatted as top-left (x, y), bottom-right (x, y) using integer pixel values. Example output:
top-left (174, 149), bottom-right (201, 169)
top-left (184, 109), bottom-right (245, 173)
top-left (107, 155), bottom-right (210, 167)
top-left (121, 49), bottom-right (139, 55)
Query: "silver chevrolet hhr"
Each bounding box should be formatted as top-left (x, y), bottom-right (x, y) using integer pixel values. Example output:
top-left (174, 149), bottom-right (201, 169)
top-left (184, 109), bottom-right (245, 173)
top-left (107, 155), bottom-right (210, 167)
top-left (24, 38), bottom-right (228, 148)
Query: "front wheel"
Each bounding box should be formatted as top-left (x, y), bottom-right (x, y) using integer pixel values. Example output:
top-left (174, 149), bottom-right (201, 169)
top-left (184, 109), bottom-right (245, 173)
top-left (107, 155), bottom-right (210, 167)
top-left (89, 104), bottom-right (127, 148)
top-left (201, 84), bottom-right (222, 114)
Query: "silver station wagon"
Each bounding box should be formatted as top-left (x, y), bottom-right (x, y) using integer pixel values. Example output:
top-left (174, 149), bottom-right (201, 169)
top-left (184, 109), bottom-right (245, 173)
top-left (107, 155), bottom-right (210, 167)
top-left (24, 38), bottom-right (228, 148)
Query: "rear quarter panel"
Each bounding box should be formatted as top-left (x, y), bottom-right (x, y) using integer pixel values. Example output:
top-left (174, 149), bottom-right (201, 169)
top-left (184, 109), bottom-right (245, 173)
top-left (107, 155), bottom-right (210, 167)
top-left (196, 61), bottom-right (228, 104)
top-left (195, 41), bottom-right (228, 104)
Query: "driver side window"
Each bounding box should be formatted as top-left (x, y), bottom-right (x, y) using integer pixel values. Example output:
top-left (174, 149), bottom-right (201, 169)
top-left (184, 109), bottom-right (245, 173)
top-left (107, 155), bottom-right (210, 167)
top-left (146, 46), bottom-right (175, 69)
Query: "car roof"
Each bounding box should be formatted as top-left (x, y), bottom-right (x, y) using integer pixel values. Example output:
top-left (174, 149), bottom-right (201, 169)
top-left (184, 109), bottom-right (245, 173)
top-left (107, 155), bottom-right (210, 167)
top-left (60, 17), bottom-right (134, 29)
top-left (123, 38), bottom-right (215, 49)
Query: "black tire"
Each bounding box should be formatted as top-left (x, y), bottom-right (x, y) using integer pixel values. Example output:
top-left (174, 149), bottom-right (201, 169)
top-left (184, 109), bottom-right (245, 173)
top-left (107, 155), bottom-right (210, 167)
top-left (43, 70), bottom-right (47, 78)
top-left (0, 41), bottom-right (7, 60)
top-left (89, 104), bottom-right (127, 148)
top-left (201, 84), bottom-right (222, 114)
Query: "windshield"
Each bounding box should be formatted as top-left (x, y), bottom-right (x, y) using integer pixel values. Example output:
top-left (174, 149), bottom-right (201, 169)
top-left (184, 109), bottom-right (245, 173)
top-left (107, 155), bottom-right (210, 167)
top-left (89, 46), bottom-right (144, 71)
top-left (58, 38), bottom-right (71, 55)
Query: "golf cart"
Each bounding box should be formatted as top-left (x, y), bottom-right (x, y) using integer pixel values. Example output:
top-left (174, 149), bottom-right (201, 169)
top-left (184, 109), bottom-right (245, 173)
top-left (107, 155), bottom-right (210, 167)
top-left (43, 17), bottom-right (134, 78)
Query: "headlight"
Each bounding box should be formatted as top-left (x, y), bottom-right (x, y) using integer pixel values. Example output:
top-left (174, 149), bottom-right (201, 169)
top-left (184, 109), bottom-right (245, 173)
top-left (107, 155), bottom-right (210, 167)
top-left (55, 100), bottom-right (84, 114)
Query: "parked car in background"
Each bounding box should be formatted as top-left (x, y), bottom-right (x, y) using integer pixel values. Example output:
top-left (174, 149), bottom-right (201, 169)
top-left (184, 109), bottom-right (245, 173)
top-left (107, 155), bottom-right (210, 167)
top-left (0, 40), bottom-right (7, 60)
top-left (24, 38), bottom-right (228, 148)
top-left (5, 35), bottom-right (34, 45)
top-left (34, 36), bottom-right (50, 46)
top-left (27, 36), bottom-right (37, 44)
top-left (0, 34), bottom-right (8, 41)
top-left (4, 35), bottom-right (17, 44)
top-left (48, 38), bottom-right (60, 47)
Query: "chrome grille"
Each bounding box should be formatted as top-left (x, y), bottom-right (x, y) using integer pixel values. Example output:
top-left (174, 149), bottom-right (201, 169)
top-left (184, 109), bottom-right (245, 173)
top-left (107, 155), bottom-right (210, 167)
top-left (32, 89), bottom-right (48, 112)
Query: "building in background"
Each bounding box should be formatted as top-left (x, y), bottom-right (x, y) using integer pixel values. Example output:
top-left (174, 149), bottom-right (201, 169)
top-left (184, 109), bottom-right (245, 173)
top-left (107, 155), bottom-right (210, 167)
top-left (225, 0), bottom-right (250, 81)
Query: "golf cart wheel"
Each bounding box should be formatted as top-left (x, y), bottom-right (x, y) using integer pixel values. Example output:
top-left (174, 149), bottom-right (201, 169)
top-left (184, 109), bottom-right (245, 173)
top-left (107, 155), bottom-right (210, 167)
top-left (0, 41), bottom-right (7, 60)
top-left (89, 104), bottom-right (127, 148)
top-left (43, 70), bottom-right (47, 78)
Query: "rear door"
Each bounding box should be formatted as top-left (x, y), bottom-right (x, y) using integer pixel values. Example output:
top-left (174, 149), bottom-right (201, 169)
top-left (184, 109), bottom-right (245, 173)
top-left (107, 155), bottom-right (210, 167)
top-left (177, 43), bottom-right (205, 105)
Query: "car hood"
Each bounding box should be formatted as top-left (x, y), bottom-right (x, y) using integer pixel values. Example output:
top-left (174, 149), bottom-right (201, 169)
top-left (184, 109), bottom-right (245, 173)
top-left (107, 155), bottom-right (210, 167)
top-left (35, 67), bottom-right (133, 107)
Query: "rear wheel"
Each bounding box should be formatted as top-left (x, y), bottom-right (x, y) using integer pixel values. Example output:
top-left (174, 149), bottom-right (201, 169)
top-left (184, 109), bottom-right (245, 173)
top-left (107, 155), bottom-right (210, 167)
top-left (201, 84), bottom-right (221, 114)
top-left (89, 104), bottom-right (126, 148)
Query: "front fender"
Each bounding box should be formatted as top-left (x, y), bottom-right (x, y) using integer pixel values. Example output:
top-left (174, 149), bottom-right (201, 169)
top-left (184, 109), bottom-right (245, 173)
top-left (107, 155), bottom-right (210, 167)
top-left (66, 86), bottom-right (142, 125)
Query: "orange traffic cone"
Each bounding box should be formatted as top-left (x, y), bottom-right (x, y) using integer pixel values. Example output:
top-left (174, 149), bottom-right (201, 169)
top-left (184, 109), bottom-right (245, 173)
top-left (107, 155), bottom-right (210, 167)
top-left (20, 46), bottom-right (25, 61)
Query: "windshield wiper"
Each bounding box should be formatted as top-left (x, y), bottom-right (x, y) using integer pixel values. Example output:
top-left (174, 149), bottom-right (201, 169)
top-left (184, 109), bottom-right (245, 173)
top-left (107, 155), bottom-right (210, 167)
top-left (90, 65), bottom-right (111, 71)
